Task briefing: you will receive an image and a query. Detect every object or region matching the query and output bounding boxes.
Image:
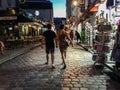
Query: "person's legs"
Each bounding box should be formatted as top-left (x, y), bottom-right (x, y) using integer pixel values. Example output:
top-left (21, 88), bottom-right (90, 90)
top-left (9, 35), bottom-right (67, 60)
top-left (51, 53), bottom-right (55, 66)
top-left (45, 47), bottom-right (49, 64)
top-left (50, 47), bottom-right (55, 69)
top-left (77, 36), bottom-right (78, 43)
top-left (46, 53), bottom-right (49, 64)
top-left (0, 47), bottom-right (2, 54)
top-left (61, 51), bottom-right (66, 69)
top-left (1, 47), bottom-right (4, 55)
top-left (64, 51), bottom-right (66, 59)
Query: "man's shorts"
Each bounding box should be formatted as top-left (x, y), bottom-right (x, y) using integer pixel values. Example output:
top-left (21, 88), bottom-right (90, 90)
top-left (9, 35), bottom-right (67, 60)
top-left (46, 46), bottom-right (55, 54)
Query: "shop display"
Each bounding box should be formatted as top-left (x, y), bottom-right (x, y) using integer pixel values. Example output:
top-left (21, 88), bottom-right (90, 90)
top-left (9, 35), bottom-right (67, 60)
top-left (95, 33), bottom-right (110, 43)
top-left (93, 24), bottom-right (111, 65)
top-left (98, 25), bottom-right (112, 32)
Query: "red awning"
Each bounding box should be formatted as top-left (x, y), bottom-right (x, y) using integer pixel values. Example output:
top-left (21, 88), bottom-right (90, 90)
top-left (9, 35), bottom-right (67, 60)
top-left (90, 6), bottom-right (98, 12)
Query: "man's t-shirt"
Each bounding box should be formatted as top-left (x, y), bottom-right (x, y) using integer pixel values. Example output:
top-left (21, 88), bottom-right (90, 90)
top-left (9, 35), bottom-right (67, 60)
top-left (43, 30), bottom-right (56, 47)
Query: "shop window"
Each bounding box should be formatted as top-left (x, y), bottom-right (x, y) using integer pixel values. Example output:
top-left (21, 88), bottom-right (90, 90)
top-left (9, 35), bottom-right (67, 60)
top-left (116, 0), bottom-right (120, 5)
top-left (81, 0), bottom-right (85, 4)
top-left (6, 0), bottom-right (11, 7)
top-left (106, 0), bottom-right (114, 9)
top-left (0, 0), bottom-right (1, 7)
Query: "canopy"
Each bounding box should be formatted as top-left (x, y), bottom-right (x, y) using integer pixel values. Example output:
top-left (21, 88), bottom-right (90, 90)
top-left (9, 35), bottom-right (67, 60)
top-left (90, 6), bottom-right (98, 12)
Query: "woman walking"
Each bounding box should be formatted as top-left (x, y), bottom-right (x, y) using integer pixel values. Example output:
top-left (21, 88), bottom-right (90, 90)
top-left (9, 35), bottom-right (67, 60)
top-left (56, 24), bottom-right (73, 69)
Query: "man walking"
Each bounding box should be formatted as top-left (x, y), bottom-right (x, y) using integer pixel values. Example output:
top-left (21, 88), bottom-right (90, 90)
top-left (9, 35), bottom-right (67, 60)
top-left (41, 23), bottom-right (57, 69)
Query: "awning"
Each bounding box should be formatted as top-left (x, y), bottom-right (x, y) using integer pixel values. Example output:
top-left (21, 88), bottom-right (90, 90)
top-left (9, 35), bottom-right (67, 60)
top-left (90, 6), bottom-right (98, 12)
top-left (0, 16), bottom-right (17, 20)
top-left (0, 9), bottom-right (17, 21)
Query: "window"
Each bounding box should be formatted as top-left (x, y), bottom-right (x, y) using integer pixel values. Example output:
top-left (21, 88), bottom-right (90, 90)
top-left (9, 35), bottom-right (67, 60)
top-left (106, 0), bottom-right (114, 9)
top-left (0, 0), bottom-right (1, 7)
top-left (19, 0), bottom-right (25, 4)
top-left (6, 0), bottom-right (11, 7)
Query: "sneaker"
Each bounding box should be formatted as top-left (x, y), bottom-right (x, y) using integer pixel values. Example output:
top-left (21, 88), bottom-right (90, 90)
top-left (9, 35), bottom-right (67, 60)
top-left (61, 65), bottom-right (66, 69)
top-left (51, 66), bottom-right (55, 69)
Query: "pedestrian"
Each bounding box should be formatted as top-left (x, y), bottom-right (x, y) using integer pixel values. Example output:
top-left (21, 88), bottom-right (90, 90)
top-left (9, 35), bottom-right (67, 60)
top-left (51, 22), bottom-right (56, 33)
top-left (70, 30), bottom-right (74, 41)
top-left (0, 41), bottom-right (5, 55)
top-left (81, 28), bottom-right (85, 43)
top-left (75, 30), bottom-right (81, 43)
top-left (41, 23), bottom-right (57, 69)
top-left (56, 24), bottom-right (73, 69)
top-left (110, 31), bottom-right (120, 70)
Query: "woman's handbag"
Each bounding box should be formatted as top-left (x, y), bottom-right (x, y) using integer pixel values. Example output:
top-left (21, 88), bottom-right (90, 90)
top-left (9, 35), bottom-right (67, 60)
top-left (60, 40), bottom-right (69, 48)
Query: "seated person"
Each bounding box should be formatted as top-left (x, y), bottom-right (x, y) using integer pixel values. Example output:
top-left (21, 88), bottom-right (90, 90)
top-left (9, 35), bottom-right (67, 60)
top-left (0, 41), bottom-right (5, 55)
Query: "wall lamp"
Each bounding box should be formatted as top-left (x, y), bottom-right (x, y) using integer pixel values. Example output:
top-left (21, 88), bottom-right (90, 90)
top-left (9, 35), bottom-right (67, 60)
top-left (72, 0), bottom-right (78, 6)
top-left (72, 0), bottom-right (85, 12)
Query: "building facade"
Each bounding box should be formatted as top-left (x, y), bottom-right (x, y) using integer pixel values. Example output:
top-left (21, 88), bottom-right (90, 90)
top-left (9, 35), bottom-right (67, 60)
top-left (0, 0), bottom-right (18, 10)
top-left (66, 0), bottom-right (72, 19)
top-left (0, 0), bottom-right (52, 43)
top-left (19, 0), bottom-right (53, 22)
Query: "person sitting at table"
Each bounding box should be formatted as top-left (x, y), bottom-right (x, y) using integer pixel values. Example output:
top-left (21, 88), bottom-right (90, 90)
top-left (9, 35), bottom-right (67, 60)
top-left (0, 41), bottom-right (5, 55)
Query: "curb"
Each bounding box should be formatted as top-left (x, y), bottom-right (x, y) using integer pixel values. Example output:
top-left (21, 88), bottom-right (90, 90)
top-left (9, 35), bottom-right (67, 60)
top-left (0, 43), bottom-right (40, 65)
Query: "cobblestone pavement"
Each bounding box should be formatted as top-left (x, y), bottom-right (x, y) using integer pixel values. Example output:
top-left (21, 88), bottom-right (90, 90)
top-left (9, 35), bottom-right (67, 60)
top-left (0, 45), bottom-right (120, 90)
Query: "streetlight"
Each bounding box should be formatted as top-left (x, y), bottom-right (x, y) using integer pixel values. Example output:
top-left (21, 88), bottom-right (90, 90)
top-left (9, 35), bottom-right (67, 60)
top-left (72, 0), bottom-right (85, 12)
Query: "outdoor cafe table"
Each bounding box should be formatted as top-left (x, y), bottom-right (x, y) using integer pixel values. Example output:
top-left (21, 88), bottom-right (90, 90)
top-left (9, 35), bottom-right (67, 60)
top-left (6, 39), bottom-right (23, 49)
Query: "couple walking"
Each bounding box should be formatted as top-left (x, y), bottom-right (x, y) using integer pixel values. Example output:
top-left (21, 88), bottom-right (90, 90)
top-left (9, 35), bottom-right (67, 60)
top-left (41, 24), bottom-right (73, 69)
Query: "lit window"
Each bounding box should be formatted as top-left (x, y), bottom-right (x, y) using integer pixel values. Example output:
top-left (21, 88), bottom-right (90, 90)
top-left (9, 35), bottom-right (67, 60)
top-left (0, 0), bottom-right (1, 7)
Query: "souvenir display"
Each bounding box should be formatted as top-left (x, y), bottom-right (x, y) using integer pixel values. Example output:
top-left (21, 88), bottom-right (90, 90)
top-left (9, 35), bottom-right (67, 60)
top-left (94, 44), bottom-right (110, 53)
top-left (95, 33), bottom-right (110, 43)
top-left (92, 24), bottom-right (111, 64)
top-left (98, 25), bottom-right (112, 32)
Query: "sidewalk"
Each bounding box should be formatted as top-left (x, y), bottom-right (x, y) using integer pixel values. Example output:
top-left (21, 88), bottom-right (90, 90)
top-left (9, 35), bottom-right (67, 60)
top-left (0, 42), bottom-right (41, 65)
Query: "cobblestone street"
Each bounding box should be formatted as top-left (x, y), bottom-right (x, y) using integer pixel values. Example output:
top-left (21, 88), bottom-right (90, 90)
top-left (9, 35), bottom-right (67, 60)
top-left (0, 45), bottom-right (120, 90)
